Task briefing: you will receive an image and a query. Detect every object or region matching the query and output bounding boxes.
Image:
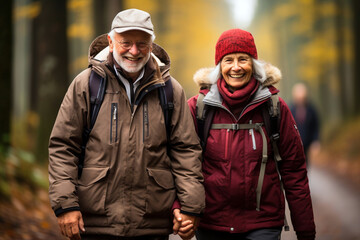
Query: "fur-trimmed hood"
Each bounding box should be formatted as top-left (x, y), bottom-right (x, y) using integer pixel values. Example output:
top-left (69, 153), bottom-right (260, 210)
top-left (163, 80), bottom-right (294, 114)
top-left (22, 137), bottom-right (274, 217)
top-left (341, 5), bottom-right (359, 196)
top-left (193, 61), bottom-right (282, 89)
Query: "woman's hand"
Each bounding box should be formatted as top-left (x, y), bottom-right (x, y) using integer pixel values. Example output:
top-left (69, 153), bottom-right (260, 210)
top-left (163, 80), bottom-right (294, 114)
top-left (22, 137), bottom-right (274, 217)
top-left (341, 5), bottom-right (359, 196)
top-left (173, 209), bottom-right (199, 240)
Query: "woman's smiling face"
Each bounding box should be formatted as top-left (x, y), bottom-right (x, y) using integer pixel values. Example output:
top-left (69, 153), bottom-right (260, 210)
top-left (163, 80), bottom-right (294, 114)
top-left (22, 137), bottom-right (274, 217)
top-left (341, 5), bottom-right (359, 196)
top-left (220, 53), bottom-right (253, 91)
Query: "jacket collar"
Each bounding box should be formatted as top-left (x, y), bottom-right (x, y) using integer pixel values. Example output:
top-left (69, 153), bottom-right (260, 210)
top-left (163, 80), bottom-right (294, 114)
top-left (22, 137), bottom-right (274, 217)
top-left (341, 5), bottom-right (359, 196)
top-left (204, 82), bottom-right (274, 120)
top-left (204, 82), bottom-right (273, 108)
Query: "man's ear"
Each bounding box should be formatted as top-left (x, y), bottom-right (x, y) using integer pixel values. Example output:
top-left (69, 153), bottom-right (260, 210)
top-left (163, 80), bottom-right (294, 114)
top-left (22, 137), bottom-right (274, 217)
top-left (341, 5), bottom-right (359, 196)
top-left (107, 35), bottom-right (113, 53)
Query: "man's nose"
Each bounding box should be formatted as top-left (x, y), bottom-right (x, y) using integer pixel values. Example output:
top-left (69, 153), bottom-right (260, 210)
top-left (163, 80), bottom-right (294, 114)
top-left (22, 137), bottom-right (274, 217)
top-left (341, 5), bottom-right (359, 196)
top-left (128, 43), bottom-right (140, 55)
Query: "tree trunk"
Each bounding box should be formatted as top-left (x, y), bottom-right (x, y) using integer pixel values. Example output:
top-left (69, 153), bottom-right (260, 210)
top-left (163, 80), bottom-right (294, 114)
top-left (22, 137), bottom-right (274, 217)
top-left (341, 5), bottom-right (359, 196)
top-left (32, 0), bottom-right (68, 163)
top-left (352, 0), bottom-right (360, 115)
top-left (0, 0), bottom-right (12, 147)
top-left (93, 0), bottom-right (124, 36)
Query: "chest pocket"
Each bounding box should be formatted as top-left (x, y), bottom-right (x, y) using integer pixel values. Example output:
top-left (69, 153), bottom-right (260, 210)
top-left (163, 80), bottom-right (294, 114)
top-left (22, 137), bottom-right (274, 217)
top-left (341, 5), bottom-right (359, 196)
top-left (205, 128), bottom-right (230, 162)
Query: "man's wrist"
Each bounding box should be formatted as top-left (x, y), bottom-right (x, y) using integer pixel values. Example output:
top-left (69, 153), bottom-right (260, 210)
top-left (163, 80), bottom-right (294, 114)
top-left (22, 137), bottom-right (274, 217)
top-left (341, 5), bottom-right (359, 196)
top-left (54, 206), bottom-right (81, 217)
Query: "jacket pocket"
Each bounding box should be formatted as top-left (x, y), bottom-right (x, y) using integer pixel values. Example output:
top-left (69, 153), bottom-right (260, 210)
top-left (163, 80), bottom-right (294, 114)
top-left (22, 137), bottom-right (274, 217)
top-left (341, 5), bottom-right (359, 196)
top-left (205, 129), bottom-right (229, 162)
top-left (144, 168), bottom-right (176, 217)
top-left (78, 167), bottom-right (109, 215)
top-left (110, 103), bottom-right (118, 143)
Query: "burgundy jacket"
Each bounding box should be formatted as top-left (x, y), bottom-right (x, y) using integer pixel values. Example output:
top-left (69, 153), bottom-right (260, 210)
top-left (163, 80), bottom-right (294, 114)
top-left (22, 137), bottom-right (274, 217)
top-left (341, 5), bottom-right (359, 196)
top-left (187, 66), bottom-right (315, 239)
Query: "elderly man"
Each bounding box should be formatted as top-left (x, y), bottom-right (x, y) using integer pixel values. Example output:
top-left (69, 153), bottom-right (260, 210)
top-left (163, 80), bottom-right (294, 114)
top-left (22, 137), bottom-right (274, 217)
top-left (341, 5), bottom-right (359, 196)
top-left (48, 9), bottom-right (205, 240)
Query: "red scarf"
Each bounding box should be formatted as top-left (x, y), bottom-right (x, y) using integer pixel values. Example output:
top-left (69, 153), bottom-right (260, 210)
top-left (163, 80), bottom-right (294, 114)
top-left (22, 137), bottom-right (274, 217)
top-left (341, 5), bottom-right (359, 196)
top-left (217, 77), bottom-right (259, 117)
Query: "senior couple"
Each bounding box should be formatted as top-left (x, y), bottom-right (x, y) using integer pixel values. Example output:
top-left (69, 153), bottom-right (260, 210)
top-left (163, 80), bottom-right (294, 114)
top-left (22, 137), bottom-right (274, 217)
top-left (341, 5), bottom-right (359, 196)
top-left (48, 8), bottom-right (315, 240)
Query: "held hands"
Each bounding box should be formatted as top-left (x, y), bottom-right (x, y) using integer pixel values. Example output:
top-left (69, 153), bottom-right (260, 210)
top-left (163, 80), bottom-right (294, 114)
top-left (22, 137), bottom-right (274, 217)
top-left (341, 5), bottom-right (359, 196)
top-left (57, 211), bottom-right (85, 240)
top-left (173, 209), bottom-right (199, 240)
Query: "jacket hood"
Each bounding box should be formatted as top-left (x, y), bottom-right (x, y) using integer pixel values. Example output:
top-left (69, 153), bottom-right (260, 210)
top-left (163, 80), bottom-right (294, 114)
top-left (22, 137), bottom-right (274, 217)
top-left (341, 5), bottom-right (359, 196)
top-left (198, 61), bottom-right (281, 117)
top-left (193, 61), bottom-right (282, 89)
top-left (87, 34), bottom-right (171, 80)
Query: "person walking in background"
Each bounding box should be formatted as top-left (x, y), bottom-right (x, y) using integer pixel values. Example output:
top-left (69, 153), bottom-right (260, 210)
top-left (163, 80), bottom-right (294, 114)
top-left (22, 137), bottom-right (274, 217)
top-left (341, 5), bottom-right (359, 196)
top-left (48, 9), bottom-right (204, 240)
top-left (173, 29), bottom-right (316, 240)
top-left (290, 82), bottom-right (320, 166)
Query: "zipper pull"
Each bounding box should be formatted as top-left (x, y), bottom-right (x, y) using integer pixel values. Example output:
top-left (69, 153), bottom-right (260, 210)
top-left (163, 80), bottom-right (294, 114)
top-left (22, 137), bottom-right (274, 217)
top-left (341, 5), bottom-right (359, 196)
top-left (113, 105), bottom-right (117, 120)
top-left (249, 120), bottom-right (252, 135)
top-left (249, 120), bottom-right (256, 150)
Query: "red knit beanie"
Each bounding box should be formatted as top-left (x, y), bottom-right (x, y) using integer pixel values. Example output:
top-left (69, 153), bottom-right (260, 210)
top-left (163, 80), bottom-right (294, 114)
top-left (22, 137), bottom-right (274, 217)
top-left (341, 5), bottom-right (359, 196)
top-left (215, 29), bottom-right (258, 65)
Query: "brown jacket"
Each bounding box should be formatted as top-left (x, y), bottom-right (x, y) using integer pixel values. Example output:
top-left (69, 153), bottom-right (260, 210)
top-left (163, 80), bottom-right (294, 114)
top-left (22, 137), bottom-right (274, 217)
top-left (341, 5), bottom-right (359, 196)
top-left (48, 34), bottom-right (205, 236)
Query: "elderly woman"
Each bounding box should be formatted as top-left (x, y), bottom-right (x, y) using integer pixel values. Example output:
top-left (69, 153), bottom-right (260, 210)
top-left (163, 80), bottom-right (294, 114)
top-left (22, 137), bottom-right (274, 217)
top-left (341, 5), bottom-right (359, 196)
top-left (173, 29), bottom-right (316, 240)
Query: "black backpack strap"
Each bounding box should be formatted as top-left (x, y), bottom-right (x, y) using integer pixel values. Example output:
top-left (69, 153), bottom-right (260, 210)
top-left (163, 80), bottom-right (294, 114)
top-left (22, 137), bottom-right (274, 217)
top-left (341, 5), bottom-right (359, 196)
top-left (89, 71), bottom-right (107, 126)
top-left (78, 70), bottom-right (107, 178)
top-left (262, 94), bottom-right (282, 162)
top-left (158, 78), bottom-right (174, 153)
top-left (196, 92), bottom-right (215, 152)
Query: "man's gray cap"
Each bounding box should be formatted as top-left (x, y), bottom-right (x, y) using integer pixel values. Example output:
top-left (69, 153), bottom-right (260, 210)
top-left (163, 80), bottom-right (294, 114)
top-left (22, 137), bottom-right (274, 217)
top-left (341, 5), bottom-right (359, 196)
top-left (111, 9), bottom-right (155, 38)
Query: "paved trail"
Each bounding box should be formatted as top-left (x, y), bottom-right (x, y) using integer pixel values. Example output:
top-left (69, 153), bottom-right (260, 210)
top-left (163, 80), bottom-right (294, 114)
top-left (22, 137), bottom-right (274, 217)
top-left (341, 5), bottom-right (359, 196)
top-left (3, 164), bottom-right (358, 239)
top-left (170, 166), bottom-right (360, 240)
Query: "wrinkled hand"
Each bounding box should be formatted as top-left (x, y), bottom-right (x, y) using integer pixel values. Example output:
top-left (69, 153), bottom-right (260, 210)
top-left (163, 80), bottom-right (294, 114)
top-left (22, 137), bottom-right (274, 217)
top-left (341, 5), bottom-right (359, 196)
top-left (57, 211), bottom-right (85, 240)
top-left (173, 209), bottom-right (199, 240)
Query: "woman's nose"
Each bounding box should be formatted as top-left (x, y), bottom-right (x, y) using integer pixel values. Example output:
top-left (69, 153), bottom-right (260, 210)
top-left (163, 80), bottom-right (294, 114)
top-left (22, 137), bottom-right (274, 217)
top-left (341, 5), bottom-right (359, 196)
top-left (232, 62), bottom-right (241, 71)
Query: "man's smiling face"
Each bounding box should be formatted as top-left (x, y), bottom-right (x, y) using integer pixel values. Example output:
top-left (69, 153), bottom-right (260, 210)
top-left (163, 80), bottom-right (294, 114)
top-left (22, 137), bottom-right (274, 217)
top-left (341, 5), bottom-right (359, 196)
top-left (108, 30), bottom-right (152, 80)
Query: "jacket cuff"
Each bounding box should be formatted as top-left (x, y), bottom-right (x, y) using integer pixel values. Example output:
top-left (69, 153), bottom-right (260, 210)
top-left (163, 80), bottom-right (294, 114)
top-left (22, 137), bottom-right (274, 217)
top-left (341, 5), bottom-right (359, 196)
top-left (296, 230), bottom-right (316, 240)
top-left (54, 206), bottom-right (81, 217)
top-left (172, 199), bottom-right (181, 213)
top-left (180, 209), bottom-right (202, 217)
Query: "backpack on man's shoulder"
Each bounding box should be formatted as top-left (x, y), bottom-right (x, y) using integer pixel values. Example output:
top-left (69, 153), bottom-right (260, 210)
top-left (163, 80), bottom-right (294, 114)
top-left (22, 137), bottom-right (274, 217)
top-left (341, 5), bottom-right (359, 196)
top-left (78, 69), bottom-right (174, 178)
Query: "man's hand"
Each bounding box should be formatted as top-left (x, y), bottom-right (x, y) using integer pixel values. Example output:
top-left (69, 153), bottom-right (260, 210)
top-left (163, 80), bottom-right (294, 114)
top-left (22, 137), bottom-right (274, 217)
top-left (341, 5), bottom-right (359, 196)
top-left (173, 209), bottom-right (200, 240)
top-left (57, 211), bottom-right (85, 240)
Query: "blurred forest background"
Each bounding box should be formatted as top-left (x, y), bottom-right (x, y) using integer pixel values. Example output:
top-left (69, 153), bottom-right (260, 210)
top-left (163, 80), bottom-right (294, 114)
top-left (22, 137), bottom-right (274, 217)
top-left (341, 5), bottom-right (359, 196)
top-left (0, 0), bottom-right (360, 239)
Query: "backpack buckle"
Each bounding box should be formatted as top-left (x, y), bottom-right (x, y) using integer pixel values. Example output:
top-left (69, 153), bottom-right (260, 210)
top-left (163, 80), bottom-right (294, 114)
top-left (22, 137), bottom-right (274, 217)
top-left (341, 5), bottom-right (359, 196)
top-left (271, 133), bottom-right (280, 141)
top-left (231, 123), bottom-right (240, 130)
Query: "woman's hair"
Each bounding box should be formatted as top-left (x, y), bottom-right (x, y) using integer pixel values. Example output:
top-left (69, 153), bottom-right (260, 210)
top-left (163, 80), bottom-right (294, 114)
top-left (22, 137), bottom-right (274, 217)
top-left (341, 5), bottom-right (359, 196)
top-left (208, 58), bottom-right (267, 85)
top-left (208, 63), bottom-right (221, 85)
top-left (108, 29), bottom-right (155, 42)
top-left (252, 58), bottom-right (267, 82)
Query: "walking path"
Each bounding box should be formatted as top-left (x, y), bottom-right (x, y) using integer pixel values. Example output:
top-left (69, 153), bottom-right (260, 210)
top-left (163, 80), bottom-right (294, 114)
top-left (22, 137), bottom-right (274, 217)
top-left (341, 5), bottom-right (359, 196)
top-left (1, 164), bottom-right (359, 239)
top-left (278, 166), bottom-right (360, 240)
top-left (171, 165), bottom-right (360, 240)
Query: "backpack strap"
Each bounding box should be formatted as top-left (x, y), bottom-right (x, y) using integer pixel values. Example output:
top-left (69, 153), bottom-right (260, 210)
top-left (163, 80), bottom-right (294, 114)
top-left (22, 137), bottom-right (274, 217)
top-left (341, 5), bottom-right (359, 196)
top-left (158, 78), bottom-right (174, 153)
top-left (78, 70), bottom-right (107, 178)
top-left (211, 123), bottom-right (268, 212)
top-left (262, 94), bottom-right (289, 231)
top-left (267, 94), bottom-right (282, 162)
top-left (196, 92), bottom-right (215, 151)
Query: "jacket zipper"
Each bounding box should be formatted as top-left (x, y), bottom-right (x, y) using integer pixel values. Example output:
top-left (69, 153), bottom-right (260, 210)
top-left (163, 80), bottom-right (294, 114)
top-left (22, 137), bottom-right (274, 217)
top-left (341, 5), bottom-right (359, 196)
top-left (143, 101), bottom-right (149, 141)
top-left (110, 103), bottom-right (118, 143)
top-left (225, 129), bottom-right (230, 159)
top-left (249, 120), bottom-right (256, 150)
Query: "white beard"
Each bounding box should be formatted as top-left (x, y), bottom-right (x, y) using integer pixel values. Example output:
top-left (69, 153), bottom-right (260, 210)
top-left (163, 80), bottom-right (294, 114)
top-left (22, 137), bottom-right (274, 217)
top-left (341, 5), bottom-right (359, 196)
top-left (113, 50), bottom-right (151, 74)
